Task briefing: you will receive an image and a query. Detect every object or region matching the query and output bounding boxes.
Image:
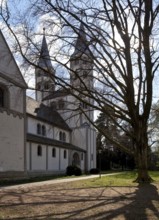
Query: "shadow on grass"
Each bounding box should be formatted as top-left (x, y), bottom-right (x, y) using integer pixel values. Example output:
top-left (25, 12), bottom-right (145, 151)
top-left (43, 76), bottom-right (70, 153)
top-left (0, 183), bottom-right (158, 219)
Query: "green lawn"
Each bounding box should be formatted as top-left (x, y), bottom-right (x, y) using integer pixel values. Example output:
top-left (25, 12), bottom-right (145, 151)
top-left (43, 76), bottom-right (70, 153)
top-left (0, 171), bottom-right (159, 187)
top-left (70, 171), bottom-right (159, 188)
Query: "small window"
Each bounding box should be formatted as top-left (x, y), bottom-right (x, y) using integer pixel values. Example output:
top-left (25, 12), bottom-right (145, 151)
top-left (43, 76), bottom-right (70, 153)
top-left (42, 125), bottom-right (46, 136)
top-left (37, 123), bottom-right (41, 134)
top-left (59, 131), bottom-right (66, 142)
top-left (80, 102), bottom-right (87, 109)
top-left (64, 150), bottom-right (67, 159)
top-left (59, 131), bottom-right (63, 141)
top-left (37, 145), bottom-right (42, 156)
top-left (44, 83), bottom-right (49, 90)
top-left (58, 99), bottom-right (65, 110)
top-left (0, 88), bottom-right (4, 107)
top-left (63, 132), bottom-right (66, 142)
top-left (83, 71), bottom-right (88, 78)
top-left (50, 101), bottom-right (57, 110)
top-left (37, 71), bottom-right (41, 77)
top-left (37, 84), bottom-right (41, 90)
top-left (52, 148), bottom-right (56, 157)
top-left (75, 60), bottom-right (79, 65)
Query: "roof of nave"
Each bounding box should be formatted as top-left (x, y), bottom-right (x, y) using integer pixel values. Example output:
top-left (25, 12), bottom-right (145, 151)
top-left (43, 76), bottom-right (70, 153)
top-left (43, 88), bottom-right (70, 101)
top-left (27, 133), bottom-right (86, 152)
top-left (26, 96), bottom-right (71, 131)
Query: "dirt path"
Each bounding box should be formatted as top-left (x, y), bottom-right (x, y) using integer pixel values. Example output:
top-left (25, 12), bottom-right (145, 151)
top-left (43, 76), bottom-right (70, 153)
top-left (0, 176), bottom-right (158, 219)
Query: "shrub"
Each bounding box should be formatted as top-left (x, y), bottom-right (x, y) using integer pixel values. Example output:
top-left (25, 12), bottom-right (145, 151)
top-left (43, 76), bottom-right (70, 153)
top-left (66, 165), bottom-right (82, 176)
top-left (74, 166), bottom-right (82, 176)
top-left (89, 168), bottom-right (100, 174)
top-left (66, 165), bottom-right (75, 176)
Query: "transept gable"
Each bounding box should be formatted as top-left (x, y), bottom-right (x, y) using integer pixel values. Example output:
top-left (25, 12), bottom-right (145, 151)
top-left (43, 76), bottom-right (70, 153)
top-left (0, 30), bottom-right (27, 88)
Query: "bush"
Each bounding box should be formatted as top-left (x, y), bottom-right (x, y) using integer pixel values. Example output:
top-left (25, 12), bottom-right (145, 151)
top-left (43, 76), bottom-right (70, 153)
top-left (74, 166), bottom-right (82, 176)
top-left (66, 165), bottom-right (76, 176)
top-left (66, 165), bottom-right (82, 176)
top-left (89, 168), bottom-right (100, 174)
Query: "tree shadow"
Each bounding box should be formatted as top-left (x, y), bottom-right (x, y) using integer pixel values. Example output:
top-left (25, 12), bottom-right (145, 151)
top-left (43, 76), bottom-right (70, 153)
top-left (0, 183), bottom-right (158, 219)
top-left (84, 183), bottom-right (159, 220)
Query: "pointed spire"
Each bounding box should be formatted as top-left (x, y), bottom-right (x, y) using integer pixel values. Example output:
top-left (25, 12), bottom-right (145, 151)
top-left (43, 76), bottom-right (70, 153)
top-left (71, 22), bottom-right (91, 58)
top-left (38, 29), bottom-right (53, 69)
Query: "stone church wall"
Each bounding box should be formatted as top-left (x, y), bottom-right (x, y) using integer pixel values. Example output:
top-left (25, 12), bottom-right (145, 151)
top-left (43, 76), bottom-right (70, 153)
top-left (0, 111), bottom-right (25, 172)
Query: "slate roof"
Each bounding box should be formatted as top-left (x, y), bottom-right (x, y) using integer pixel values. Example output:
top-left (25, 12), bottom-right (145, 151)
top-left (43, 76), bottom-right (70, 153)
top-left (27, 133), bottom-right (86, 152)
top-left (38, 34), bottom-right (54, 70)
top-left (70, 23), bottom-right (91, 59)
top-left (43, 88), bottom-right (70, 101)
top-left (26, 96), bottom-right (71, 131)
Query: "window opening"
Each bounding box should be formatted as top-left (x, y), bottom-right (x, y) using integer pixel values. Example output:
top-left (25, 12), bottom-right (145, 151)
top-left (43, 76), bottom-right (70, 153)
top-left (0, 88), bottom-right (4, 107)
top-left (37, 145), bottom-right (42, 156)
top-left (37, 123), bottom-right (41, 134)
top-left (64, 150), bottom-right (67, 159)
top-left (52, 148), bottom-right (56, 157)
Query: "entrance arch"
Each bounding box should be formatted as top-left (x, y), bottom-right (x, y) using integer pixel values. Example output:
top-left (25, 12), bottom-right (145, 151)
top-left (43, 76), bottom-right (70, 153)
top-left (72, 152), bottom-right (80, 167)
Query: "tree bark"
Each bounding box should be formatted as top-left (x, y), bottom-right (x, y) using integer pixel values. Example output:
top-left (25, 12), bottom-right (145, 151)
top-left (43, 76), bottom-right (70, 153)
top-left (133, 118), bottom-right (153, 183)
top-left (134, 148), bottom-right (153, 183)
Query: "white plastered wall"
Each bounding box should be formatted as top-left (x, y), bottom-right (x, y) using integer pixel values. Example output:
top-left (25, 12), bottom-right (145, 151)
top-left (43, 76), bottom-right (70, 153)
top-left (48, 147), bottom-right (60, 171)
top-left (27, 117), bottom-right (54, 139)
top-left (26, 142), bottom-right (69, 172)
top-left (30, 143), bottom-right (47, 171)
top-left (72, 127), bottom-right (96, 171)
top-left (0, 111), bottom-right (25, 171)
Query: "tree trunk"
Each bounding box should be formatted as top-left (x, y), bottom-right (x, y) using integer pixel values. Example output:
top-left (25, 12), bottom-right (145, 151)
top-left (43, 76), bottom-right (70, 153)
top-left (134, 148), bottom-right (153, 183)
top-left (133, 118), bottom-right (153, 183)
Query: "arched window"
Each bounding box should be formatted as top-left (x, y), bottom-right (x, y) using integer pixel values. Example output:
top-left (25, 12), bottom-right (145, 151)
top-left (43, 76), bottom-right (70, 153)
top-left (52, 148), bottom-right (56, 157)
top-left (75, 60), bottom-right (79, 65)
top-left (44, 83), bottom-right (49, 90)
top-left (42, 125), bottom-right (46, 136)
top-left (83, 71), bottom-right (88, 78)
top-left (37, 123), bottom-right (41, 134)
top-left (80, 102), bottom-right (87, 109)
top-left (59, 131), bottom-right (63, 141)
top-left (58, 99), bottom-right (65, 110)
top-left (50, 101), bottom-right (57, 110)
top-left (72, 153), bottom-right (80, 166)
top-left (36, 83), bottom-right (41, 90)
top-left (0, 88), bottom-right (4, 107)
top-left (64, 150), bottom-right (67, 159)
top-left (36, 70), bottom-right (41, 77)
top-left (37, 145), bottom-right (42, 156)
top-left (63, 132), bottom-right (65, 142)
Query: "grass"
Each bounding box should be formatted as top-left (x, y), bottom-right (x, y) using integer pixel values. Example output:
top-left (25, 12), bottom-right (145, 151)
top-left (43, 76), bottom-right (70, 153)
top-left (0, 170), bottom-right (121, 186)
top-left (0, 171), bottom-right (158, 219)
top-left (0, 174), bottom-right (73, 186)
top-left (69, 171), bottom-right (159, 188)
top-left (0, 170), bottom-right (158, 187)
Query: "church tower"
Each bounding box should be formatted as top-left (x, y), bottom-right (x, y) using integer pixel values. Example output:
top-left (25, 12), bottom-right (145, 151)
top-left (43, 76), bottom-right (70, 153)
top-left (70, 22), bottom-right (94, 125)
top-left (35, 29), bottom-right (55, 104)
top-left (69, 22), bottom-right (96, 171)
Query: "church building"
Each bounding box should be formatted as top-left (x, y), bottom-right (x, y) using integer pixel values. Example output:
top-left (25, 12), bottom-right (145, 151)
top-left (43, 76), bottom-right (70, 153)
top-left (0, 23), bottom-right (96, 177)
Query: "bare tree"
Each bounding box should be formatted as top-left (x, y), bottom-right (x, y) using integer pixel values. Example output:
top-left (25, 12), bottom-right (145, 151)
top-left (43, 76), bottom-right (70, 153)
top-left (1, 0), bottom-right (159, 182)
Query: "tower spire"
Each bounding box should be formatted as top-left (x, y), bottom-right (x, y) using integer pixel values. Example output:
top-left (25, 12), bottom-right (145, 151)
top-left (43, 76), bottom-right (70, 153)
top-left (38, 28), bottom-right (53, 69)
top-left (71, 22), bottom-right (91, 59)
top-left (35, 29), bottom-right (55, 103)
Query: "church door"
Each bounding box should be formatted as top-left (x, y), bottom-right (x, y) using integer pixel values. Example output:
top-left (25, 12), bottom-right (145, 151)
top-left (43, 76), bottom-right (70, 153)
top-left (72, 152), bottom-right (80, 167)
